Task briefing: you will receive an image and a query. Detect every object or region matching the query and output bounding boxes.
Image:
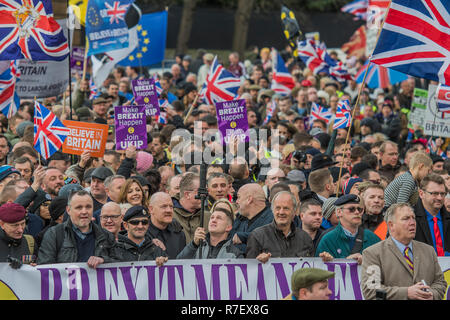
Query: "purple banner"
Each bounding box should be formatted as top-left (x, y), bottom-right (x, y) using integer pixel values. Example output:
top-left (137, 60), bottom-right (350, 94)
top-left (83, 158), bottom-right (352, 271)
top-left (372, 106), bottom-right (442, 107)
top-left (131, 79), bottom-right (160, 117)
top-left (215, 99), bottom-right (249, 144)
top-left (70, 47), bottom-right (84, 71)
top-left (114, 105), bottom-right (147, 150)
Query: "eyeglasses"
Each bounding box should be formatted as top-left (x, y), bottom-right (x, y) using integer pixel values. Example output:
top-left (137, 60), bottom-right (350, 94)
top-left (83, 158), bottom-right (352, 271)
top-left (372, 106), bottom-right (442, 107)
top-left (343, 206), bottom-right (364, 213)
top-left (423, 190), bottom-right (448, 197)
top-left (127, 219), bottom-right (149, 226)
top-left (100, 214), bottom-right (122, 221)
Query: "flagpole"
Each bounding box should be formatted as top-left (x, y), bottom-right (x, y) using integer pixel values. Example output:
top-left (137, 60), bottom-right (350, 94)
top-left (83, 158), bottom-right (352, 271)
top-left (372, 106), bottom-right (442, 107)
top-left (334, 1), bottom-right (392, 195)
top-left (34, 96), bottom-right (41, 167)
top-left (183, 93), bottom-right (200, 126)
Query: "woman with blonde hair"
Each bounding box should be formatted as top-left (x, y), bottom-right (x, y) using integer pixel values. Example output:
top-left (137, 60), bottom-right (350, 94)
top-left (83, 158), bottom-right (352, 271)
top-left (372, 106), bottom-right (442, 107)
top-left (117, 177), bottom-right (149, 207)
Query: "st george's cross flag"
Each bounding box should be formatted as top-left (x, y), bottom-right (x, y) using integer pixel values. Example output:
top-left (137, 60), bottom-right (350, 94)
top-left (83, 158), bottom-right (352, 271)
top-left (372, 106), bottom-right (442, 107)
top-left (0, 0), bottom-right (69, 61)
top-left (371, 0), bottom-right (450, 86)
top-left (34, 101), bottom-right (70, 160)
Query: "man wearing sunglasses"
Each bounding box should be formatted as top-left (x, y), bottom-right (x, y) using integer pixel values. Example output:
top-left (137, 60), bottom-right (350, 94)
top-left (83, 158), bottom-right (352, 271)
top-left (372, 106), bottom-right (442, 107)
top-left (315, 194), bottom-right (381, 264)
top-left (117, 205), bottom-right (168, 266)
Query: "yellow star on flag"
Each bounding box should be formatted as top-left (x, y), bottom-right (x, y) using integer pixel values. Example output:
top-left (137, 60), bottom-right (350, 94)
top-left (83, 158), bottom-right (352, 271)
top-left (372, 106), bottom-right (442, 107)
top-left (137, 25), bottom-right (142, 31)
top-left (136, 53), bottom-right (142, 58)
top-left (141, 46), bottom-right (148, 52)
top-left (128, 55), bottom-right (134, 61)
top-left (143, 38), bottom-right (150, 45)
top-left (141, 30), bottom-right (148, 37)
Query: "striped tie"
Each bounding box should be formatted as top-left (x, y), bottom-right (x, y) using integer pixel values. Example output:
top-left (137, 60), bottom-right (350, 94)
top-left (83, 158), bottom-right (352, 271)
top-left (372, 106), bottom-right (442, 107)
top-left (404, 247), bottom-right (414, 273)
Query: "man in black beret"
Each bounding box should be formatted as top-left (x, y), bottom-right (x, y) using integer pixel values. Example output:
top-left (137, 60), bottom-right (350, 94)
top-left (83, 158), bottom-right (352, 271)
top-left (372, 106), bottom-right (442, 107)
top-left (315, 194), bottom-right (381, 264)
top-left (117, 205), bottom-right (168, 266)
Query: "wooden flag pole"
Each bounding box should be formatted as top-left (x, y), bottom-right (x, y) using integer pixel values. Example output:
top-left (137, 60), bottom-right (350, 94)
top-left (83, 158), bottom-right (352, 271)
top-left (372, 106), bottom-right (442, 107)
top-left (82, 36), bottom-right (89, 82)
top-left (183, 93), bottom-right (200, 125)
top-left (334, 1), bottom-right (392, 195)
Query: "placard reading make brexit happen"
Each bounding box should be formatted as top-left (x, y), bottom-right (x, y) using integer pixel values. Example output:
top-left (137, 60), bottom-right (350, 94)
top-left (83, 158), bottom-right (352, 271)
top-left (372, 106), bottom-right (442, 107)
top-left (215, 99), bottom-right (249, 144)
top-left (114, 105), bottom-right (147, 150)
top-left (131, 78), bottom-right (160, 117)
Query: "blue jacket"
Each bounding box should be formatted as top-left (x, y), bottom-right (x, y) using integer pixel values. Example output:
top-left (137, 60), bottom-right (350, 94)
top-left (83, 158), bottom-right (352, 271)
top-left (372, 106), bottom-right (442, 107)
top-left (229, 206), bottom-right (273, 253)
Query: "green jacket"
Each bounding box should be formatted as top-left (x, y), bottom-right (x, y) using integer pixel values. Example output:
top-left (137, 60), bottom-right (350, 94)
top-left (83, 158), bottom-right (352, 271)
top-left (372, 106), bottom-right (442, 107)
top-left (315, 223), bottom-right (380, 258)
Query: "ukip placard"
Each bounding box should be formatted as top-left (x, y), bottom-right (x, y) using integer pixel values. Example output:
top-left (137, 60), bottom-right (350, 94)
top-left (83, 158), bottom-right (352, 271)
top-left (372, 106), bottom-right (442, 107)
top-left (131, 78), bottom-right (160, 117)
top-left (215, 99), bottom-right (249, 144)
top-left (114, 105), bottom-right (147, 150)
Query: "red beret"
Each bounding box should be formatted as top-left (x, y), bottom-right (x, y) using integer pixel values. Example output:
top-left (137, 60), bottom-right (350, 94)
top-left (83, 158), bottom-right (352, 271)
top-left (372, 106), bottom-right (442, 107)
top-left (0, 203), bottom-right (26, 223)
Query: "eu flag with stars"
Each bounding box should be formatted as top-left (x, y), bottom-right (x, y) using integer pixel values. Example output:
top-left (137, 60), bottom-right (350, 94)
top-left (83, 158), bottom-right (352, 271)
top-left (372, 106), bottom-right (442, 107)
top-left (118, 11), bottom-right (167, 67)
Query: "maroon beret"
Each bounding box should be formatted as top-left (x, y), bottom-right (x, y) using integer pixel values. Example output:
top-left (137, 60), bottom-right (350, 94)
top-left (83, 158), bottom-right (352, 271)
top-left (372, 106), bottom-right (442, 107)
top-left (0, 203), bottom-right (26, 223)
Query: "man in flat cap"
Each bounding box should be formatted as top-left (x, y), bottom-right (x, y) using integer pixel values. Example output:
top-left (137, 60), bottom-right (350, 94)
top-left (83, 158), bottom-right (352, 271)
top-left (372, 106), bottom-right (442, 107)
top-left (283, 268), bottom-right (335, 300)
top-left (117, 205), bottom-right (168, 266)
top-left (0, 203), bottom-right (36, 268)
top-left (315, 194), bottom-right (381, 264)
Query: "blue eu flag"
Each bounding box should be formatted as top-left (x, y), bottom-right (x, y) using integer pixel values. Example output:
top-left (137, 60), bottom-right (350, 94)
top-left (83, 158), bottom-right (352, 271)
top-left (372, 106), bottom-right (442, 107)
top-left (118, 11), bottom-right (167, 67)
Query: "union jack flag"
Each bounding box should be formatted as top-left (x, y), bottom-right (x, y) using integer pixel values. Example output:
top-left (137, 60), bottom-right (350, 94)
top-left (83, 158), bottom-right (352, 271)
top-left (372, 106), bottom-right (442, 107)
top-left (333, 99), bottom-right (352, 129)
top-left (0, 61), bottom-right (20, 118)
top-left (263, 100), bottom-right (276, 124)
top-left (341, 0), bottom-right (368, 20)
top-left (0, 0), bottom-right (69, 61)
top-left (297, 39), bottom-right (353, 82)
top-left (310, 102), bottom-right (332, 124)
top-left (89, 78), bottom-right (100, 100)
top-left (436, 83), bottom-right (450, 113)
top-left (199, 56), bottom-right (241, 105)
top-left (105, 1), bottom-right (129, 24)
top-left (367, 0), bottom-right (390, 28)
top-left (271, 50), bottom-right (295, 95)
top-left (371, 0), bottom-right (450, 86)
top-left (33, 101), bottom-right (70, 160)
top-left (426, 137), bottom-right (447, 158)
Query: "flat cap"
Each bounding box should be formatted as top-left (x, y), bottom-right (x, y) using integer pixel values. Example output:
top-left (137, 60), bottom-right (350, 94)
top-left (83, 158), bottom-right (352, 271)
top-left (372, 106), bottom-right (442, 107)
top-left (291, 268), bottom-right (335, 293)
top-left (334, 194), bottom-right (361, 206)
top-left (90, 167), bottom-right (114, 181)
top-left (322, 197), bottom-right (338, 220)
top-left (287, 170), bottom-right (306, 183)
top-left (123, 205), bottom-right (150, 222)
top-left (311, 153), bottom-right (337, 172)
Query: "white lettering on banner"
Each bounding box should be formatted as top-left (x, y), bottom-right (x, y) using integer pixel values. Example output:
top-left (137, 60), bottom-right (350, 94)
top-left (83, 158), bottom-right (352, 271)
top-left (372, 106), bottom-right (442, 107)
top-left (0, 258), bottom-right (449, 300)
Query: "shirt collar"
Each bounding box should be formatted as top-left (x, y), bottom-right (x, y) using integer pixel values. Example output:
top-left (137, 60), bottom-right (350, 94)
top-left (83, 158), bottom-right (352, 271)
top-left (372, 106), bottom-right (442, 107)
top-left (425, 209), bottom-right (441, 222)
top-left (391, 236), bottom-right (413, 254)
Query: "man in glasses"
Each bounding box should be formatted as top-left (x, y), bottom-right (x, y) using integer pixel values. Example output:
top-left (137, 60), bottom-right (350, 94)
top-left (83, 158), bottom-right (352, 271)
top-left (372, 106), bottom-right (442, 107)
top-left (414, 174), bottom-right (450, 256)
top-left (315, 194), bottom-right (380, 264)
top-left (117, 205), bottom-right (168, 266)
top-left (99, 202), bottom-right (123, 241)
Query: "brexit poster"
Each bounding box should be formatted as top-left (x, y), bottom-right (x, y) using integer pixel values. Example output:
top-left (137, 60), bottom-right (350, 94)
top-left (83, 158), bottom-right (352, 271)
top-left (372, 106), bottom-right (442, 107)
top-left (131, 79), bottom-right (160, 117)
top-left (114, 105), bottom-right (147, 150)
top-left (1, 258), bottom-right (450, 300)
top-left (215, 99), bottom-right (249, 144)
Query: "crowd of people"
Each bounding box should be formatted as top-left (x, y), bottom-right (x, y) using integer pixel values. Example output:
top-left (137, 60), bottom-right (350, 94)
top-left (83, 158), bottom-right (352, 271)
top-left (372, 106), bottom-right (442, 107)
top-left (0, 46), bottom-right (449, 300)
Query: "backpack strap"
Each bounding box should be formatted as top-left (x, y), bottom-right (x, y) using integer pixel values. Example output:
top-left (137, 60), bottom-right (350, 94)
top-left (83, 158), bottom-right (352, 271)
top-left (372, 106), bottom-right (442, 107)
top-left (350, 226), bottom-right (365, 255)
top-left (23, 234), bottom-right (35, 255)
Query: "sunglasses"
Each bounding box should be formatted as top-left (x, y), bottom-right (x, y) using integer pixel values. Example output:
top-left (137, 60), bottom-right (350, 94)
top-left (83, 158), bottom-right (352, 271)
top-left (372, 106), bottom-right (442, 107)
top-left (343, 206), bottom-right (364, 213)
top-left (127, 219), bottom-right (149, 226)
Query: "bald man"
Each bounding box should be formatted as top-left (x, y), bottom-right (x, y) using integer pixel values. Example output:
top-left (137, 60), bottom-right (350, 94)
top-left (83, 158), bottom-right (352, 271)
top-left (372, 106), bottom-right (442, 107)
top-left (100, 202), bottom-right (123, 241)
top-left (264, 167), bottom-right (286, 199)
top-left (148, 192), bottom-right (186, 259)
top-left (230, 183), bottom-right (274, 254)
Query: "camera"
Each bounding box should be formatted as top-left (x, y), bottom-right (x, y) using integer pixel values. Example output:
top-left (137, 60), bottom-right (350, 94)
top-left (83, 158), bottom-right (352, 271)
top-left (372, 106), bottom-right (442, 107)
top-left (292, 150), bottom-right (307, 163)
